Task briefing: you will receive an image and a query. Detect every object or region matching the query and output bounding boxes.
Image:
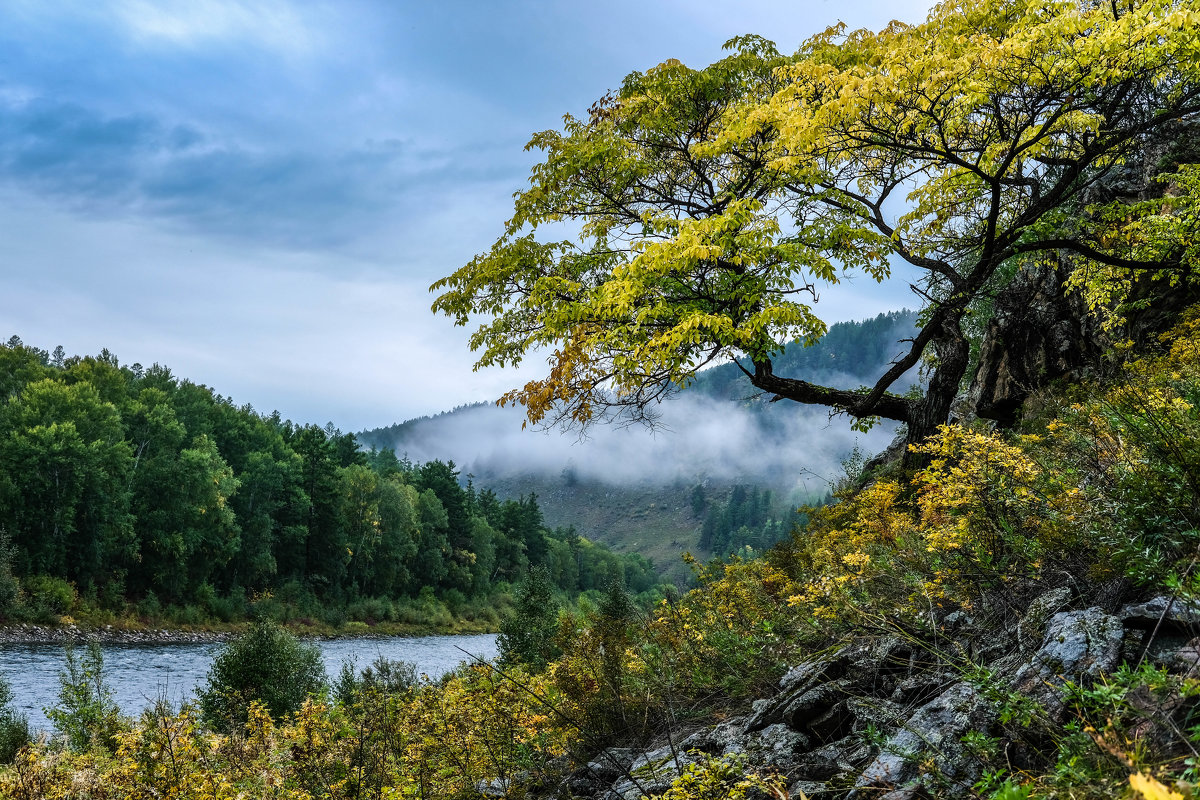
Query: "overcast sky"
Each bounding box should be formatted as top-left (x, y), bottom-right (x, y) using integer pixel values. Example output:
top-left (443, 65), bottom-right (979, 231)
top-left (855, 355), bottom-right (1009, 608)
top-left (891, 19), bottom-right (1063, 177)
top-left (0, 0), bottom-right (934, 432)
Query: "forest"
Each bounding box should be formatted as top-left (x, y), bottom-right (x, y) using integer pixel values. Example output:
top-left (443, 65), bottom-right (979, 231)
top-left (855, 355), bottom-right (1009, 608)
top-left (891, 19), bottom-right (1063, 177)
top-left (0, 338), bottom-right (661, 630)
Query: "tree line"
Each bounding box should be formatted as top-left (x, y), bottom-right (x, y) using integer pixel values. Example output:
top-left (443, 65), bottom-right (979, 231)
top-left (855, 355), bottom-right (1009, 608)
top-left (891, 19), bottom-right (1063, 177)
top-left (0, 337), bottom-right (659, 624)
top-left (692, 483), bottom-right (811, 558)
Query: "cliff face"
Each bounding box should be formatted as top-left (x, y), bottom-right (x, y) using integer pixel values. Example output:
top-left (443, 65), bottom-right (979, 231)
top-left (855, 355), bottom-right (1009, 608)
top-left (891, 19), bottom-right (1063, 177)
top-left (552, 592), bottom-right (1200, 800)
top-left (969, 124), bottom-right (1200, 428)
top-left (969, 260), bottom-right (1103, 427)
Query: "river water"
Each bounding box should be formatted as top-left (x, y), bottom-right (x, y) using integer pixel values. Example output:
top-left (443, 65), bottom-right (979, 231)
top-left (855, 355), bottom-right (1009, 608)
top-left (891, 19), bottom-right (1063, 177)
top-left (0, 633), bottom-right (498, 734)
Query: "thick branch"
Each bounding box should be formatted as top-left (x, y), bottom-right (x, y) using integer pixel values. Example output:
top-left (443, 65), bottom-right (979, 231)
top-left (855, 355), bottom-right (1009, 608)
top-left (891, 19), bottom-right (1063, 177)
top-left (748, 359), bottom-right (913, 422)
top-left (1016, 238), bottom-right (1184, 273)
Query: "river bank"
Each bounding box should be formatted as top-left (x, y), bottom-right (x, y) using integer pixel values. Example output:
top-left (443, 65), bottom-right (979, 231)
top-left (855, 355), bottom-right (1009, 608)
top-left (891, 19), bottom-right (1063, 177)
top-left (0, 623), bottom-right (232, 645)
top-left (0, 616), bottom-right (499, 645)
top-left (0, 632), bottom-right (500, 733)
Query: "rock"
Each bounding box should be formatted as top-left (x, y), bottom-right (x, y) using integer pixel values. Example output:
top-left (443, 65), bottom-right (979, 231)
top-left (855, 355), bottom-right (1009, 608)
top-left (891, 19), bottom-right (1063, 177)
top-left (475, 778), bottom-right (510, 797)
top-left (789, 780), bottom-right (832, 799)
top-left (890, 672), bottom-right (954, 706)
top-left (0, 624), bottom-right (234, 645)
top-left (1159, 637), bottom-right (1200, 674)
top-left (855, 682), bottom-right (992, 796)
top-left (780, 655), bottom-right (837, 694)
top-left (969, 258), bottom-right (1102, 427)
top-left (779, 680), bottom-right (851, 735)
top-left (1017, 587), bottom-right (1073, 653)
top-left (749, 723), bottom-right (811, 762)
top-left (942, 611), bottom-right (973, 631)
top-left (746, 652), bottom-right (845, 732)
top-left (680, 718), bottom-right (747, 756)
top-left (621, 743), bottom-right (692, 796)
top-left (1121, 596), bottom-right (1200, 634)
top-left (595, 748), bottom-right (638, 770)
top-left (1012, 607), bottom-right (1123, 722)
top-left (864, 431), bottom-right (908, 473)
top-left (846, 698), bottom-right (904, 732)
top-left (845, 637), bottom-right (915, 693)
top-left (878, 788), bottom-right (932, 800)
top-left (788, 751), bottom-right (842, 781)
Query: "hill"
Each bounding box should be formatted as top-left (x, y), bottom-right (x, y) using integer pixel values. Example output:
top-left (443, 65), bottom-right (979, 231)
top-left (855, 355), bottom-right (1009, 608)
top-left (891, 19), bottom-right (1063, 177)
top-left (357, 311), bottom-right (918, 574)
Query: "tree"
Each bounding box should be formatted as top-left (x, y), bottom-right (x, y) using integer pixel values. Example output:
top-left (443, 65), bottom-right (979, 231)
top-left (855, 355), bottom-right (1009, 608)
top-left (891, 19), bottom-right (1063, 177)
top-left (45, 641), bottom-right (124, 753)
top-left (432, 0), bottom-right (1200, 450)
top-left (197, 620), bottom-right (326, 731)
top-left (0, 380), bottom-right (133, 586)
top-left (497, 566), bottom-right (560, 669)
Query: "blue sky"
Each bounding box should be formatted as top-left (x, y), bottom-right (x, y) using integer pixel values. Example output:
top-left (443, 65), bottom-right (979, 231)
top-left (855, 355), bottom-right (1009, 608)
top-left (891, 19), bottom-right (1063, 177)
top-left (0, 0), bottom-right (933, 431)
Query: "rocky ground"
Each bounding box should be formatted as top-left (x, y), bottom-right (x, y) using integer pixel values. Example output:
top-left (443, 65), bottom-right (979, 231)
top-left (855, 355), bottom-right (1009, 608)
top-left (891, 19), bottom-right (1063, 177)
top-left (0, 624), bottom-right (232, 645)
top-left (548, 591), bottom-right (1200, 799)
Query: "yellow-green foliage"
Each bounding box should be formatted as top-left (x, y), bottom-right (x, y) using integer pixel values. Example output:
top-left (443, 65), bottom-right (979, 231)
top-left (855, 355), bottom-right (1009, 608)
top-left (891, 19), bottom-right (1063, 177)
top-left (780, 426), bottom-right (1093, 623)
top-left (646, 754), bottom-right (783, 800)
top-left (636, 556), bottom-right (796, 698)
top-left (549, 554), bottom-right (799, 740)
top-left (1069, 165), bottom-right (1200, 329)
top-left (8, 312), bottom-right (1200, 799)
top-left (2, 665), bottom-right (569, 800)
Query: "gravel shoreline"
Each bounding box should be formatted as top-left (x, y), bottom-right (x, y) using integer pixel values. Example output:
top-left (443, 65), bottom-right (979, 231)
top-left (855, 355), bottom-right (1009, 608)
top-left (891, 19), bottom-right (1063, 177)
top-left (0, 624), bottom-right (233, 645)
top-left (0, 624), bottom-right (490, 645)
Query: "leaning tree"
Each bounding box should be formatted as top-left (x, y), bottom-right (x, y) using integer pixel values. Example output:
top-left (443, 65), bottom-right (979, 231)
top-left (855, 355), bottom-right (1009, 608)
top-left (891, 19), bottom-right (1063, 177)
top-left (433, 0), bottom-right (1200, 449)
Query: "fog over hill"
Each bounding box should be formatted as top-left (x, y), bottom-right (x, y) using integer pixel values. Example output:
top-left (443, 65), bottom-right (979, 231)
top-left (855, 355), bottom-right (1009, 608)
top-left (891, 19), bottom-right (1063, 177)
top-left (377, 397), bottom-right (901, 492)
top-left (359, 311), bottom-right (918, 493)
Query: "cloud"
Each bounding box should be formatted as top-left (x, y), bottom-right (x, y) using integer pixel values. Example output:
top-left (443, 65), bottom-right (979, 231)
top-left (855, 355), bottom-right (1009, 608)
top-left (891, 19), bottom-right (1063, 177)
top-left (0, 95), bottom-right (524, 252)
top-left (113, 0), bottom-right (317, 54)
top-left (381, 390), bottom-right (902, 494)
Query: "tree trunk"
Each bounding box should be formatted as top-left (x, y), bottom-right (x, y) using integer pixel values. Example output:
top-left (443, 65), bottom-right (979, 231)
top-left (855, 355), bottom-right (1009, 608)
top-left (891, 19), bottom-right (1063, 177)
top-left (903, 317), bottom-right (970, 466)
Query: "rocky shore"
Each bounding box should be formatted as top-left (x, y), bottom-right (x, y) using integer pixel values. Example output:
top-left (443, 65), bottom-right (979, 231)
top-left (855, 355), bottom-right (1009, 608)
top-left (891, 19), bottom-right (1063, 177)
top-left (0, 624), bottom-right (232, 645)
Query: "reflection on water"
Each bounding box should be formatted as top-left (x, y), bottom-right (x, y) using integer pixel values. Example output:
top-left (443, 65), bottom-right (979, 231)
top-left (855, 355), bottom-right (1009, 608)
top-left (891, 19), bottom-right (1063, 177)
top-left (0, 633), bottom-right (498, 733)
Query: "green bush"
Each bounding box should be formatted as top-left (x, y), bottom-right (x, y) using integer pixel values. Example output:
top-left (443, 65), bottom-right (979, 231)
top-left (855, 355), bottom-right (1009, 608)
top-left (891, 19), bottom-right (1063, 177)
top-left (166, 604), bottom-right (204, 626)
top-left (137, 591), bottom-right (162, 620)
top-left (44, 641), bottom-right (124, 752)
top-left (497, 567), bottom-right (561, 669)
top-left (24, 575), bottom-right (76, 618)
top-left (197, 620), bottom-right (327, 732)
top-left (0, 674), bottom-right (29, 763)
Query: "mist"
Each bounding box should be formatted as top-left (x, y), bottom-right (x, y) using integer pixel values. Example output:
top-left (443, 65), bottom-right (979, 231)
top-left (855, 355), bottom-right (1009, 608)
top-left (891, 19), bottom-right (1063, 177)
top-left (382, 394), bottom-right (902, 494)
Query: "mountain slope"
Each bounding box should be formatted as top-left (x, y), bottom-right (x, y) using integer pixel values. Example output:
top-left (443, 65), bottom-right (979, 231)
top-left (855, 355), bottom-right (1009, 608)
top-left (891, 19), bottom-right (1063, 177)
top-left (358, 311), bottom-right (918, 574)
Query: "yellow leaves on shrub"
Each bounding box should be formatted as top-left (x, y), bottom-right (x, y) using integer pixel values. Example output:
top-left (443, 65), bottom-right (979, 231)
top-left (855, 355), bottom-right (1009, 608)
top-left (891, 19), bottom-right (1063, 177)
top-left (2, 666), bottom-right (573, 800)
top-left (912, 425), bottom-right (1085, 553)
top-left (784, 424), bottom-right (1094, 621)
top-left (646, 754), bottom-right (785, 800)
top-left (1130, 771), bottom-right (1187, 800)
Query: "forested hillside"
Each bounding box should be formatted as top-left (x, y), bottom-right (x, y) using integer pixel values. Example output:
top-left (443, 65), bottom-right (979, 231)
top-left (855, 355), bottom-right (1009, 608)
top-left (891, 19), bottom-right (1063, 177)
top-left (356, 311), bottom-right (914, 576)
top-left (358, 310), bottom-right (917, 453)
top-left (0, 339), bottom-right (662, 630)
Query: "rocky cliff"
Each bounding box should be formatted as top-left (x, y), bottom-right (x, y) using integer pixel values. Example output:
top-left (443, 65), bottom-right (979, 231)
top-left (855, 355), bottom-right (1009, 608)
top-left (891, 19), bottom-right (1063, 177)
top-left (548, 592), bottom-right (1199, 799)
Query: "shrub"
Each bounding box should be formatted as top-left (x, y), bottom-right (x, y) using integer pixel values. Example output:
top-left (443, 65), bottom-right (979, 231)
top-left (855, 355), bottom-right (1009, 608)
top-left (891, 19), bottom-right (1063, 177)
top-left (166, 603), bottom-right (204, 626)
top-left (24, 575), bottom-right (76, 618)
top-left (137, 590), bottom-right (162, 620)
top-left (497, 567), bottom-right (560, 669)
top-left (44, 640), bottom-right (124, 752)
top-left (0, 674), bottom-right (29, 763)
top-left (197, 620), bottom-right (326, 732)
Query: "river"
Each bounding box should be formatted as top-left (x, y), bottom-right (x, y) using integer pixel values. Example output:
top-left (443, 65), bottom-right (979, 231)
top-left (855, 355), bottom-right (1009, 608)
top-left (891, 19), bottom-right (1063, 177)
top-left (0, 633), bottom-right (498, 734)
